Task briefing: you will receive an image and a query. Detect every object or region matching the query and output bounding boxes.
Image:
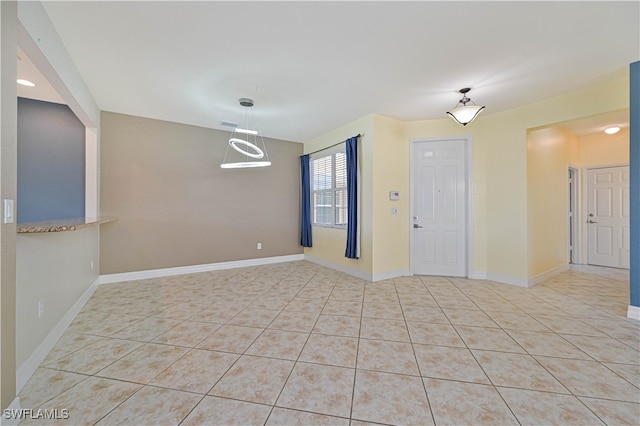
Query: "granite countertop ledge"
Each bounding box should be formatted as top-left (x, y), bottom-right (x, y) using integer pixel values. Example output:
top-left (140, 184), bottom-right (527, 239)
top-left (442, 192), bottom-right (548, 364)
top-left (17, 217), bottom-right (116, 233)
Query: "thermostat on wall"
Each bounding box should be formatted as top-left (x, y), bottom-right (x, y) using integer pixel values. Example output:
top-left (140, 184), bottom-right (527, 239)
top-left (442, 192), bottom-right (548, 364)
top-left (389, 191), bottom-right (400, 201)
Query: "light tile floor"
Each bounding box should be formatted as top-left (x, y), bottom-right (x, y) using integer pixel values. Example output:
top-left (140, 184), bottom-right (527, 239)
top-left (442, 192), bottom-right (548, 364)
top-left (18, 262), bottom-right (640, 425)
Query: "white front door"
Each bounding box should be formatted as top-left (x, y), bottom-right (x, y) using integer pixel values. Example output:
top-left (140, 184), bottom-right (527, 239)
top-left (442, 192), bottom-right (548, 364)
top-left (586, 166), bottom-right (630, 268)
top-left (411, 139), bottom-right (467, 276)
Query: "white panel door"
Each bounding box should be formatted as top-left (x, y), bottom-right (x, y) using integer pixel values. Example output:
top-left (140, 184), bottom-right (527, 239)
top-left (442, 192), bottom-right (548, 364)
top-left (586, 166), bottom-right (630, 268)
top-left (412, 139), bottom-right (467, 276)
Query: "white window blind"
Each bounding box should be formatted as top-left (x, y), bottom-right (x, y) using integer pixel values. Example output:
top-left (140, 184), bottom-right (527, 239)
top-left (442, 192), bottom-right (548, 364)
top-left (311, 146), bottom-right (347, 228)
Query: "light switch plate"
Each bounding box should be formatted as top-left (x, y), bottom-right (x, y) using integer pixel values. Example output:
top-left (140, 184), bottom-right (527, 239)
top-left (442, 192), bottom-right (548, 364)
top-left (3, 199), bottom-right (14, 224)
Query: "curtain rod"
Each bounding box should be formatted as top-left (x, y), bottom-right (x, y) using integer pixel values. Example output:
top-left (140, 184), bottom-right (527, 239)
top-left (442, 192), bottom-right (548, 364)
top-left (305, 134), bottom-right (361, 156)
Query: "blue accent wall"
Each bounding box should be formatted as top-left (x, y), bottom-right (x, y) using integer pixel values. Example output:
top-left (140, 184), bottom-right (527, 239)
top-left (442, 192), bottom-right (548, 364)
top-left (631, 61), bottom-right (639, 309)
top-left (17, 97), bottom-right (85, 223)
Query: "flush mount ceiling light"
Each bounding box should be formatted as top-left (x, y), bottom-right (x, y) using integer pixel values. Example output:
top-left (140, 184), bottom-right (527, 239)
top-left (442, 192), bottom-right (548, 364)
top-left (17, 79), bottom-right (36, 87)
top-left (604, 126), bottom-right (621, 135)
top-left (220, 98), bottom-right (271, 169)
top-left (446, 88), bottom-right (485, 126)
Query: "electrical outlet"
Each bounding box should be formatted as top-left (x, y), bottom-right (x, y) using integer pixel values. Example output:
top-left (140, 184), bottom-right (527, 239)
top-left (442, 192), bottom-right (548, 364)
top-left (91, 260), bottom-right (94, 270)
top-left (38, 300), bottom-right (44, 319)
top-left (257, 242), bottom-right (262, 250)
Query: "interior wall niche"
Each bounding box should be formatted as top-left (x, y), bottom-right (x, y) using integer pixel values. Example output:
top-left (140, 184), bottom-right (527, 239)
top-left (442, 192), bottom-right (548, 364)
top-left (17, 97), bottom-right (85, 223)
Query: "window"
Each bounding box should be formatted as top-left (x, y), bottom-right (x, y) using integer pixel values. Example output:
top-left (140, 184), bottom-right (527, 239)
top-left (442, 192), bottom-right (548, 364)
top-left (311, 147), bottom-right (347, 228)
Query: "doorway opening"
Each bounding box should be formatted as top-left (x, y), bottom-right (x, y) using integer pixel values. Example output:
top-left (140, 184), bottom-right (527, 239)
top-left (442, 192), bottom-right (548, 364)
top-left (568, 167), bottom-right (579, 264)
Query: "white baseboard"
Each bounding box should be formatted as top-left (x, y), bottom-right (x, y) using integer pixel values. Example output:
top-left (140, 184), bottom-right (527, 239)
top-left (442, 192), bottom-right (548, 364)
top-left (16, 279), bottom-right (100, 394)
top-left (412, 270), bottom-right (521, 285)
top-left (303, 255), bottom-right (408, 283)
top-left (471, 265), bottom-right (567, 287)
top-left (372, 269), bottom-right (411, 282)
top-left (528, 264), bottom-right (569, 287)
top-left (100, 254), bottom-right (305, 284)
top-left (304, 255), bottom-right (372, 281)
top-left (1, 397), bottom-right (22, 426)
top-left (469, 271), bottom-right (488, 280)
top-left (627, 305), bottom-right (640, 321)
top-left (485, 272), bottom-right (529, 288)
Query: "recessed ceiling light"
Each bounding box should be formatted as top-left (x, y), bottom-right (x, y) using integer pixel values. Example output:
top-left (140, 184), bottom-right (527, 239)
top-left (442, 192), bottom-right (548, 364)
top-left (604, 126), bottom-right (620, 135)
top-left (17, 79), bottom-right (36, 87)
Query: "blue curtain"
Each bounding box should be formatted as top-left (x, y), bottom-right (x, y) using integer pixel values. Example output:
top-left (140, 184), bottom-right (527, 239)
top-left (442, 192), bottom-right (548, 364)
top-left (345, 136), bottom-right (360, 259)
top-left (300, 154), bottom-right (313, 247)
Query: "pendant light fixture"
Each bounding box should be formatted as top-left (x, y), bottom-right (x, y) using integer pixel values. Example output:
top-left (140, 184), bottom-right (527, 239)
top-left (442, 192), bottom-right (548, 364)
top-left (446, 88), bottom-right (485, 126)
top-left (220, 98), bottom-right (271, 169)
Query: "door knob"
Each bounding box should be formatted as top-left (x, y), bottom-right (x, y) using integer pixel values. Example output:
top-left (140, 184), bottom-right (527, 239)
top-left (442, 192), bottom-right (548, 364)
top-left (588, 220), bottom-right (598, 224)
top-left (413, 224), bottom-right (423, 228)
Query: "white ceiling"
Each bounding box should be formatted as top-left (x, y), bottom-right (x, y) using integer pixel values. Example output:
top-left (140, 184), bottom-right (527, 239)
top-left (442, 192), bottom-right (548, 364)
top-left (19, 1), bottom-right (639, 142)
top-left (557, 109), bottom-right (630, 137)
top-left (17, 47), bottom-right (64, 104)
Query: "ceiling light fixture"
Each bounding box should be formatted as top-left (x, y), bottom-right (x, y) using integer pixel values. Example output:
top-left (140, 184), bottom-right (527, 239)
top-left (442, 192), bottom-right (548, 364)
top-left (604, 126), bottom-right (620, 135)
top-left (220, 98), bottom-right (271, 169)
top-left (17, 79), bottom-right (36, 87)
top-left (446, 88), bottom-right (485, 126)
top-left (234, 128), bottom-right (258, 135)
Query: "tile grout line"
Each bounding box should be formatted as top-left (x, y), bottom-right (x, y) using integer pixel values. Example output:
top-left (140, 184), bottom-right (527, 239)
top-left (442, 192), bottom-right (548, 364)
top-left (399, 275), bottom-right (437, 426)
top-left (347, 273), bottom-right (368, 424)
top-left (19, 262), bottom-right (637, 425)
top-left (263, 269), bottom-right (338, 424)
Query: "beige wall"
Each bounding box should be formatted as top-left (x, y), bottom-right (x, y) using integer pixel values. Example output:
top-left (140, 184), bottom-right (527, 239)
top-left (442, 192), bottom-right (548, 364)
top-left (307, 76), bottom-right (630, 284)
top-left (13, 1), bottom-right (103, 400)
top-left (526, 123), bottom-right (630, 279)
top-left (16, 227), bottom-right (99, 368)
top-left (527, 127), bottom-right (579, 278)
top-left (100, 112), bottom-right (303, 274)
top-left (481, 77), bottom-right (628, 282)
top-left (303, 115), bottom-right (374, 277)
top-left (0, 1), bottom-right (631, 412)
top-left (1, 0), bottom-right (18, 410)
top-left (371, 115), bottom-right (410, 276)
top-left (579, 127), bottom-right (630, 167)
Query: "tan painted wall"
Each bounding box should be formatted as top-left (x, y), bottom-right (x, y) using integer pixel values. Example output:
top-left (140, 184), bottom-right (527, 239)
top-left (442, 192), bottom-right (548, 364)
top-left (16, 227), bottom-right (100, 367)
top-left (303, 115), bottom-right (374, 276)
top-left (100, 112), bottom-right (303, 274)
top-left (527, 127), bottom-right (579, 277)
top-left (487, 77), bottom-right (629, 281)
top-left (579, 127), bottom-right (630, 167)
top-left (9, 1), bottom-right (103, 403)
top-left (307, 76), bottom-right (629, 283)
top-left (526, 123), bottom-right (629, 279)
top-left (479, 77), bottom-right (628, 281)
top-left (1, 0), bottom-right (18, 410)
top-left (371, 115), bottom-right (410, 276)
